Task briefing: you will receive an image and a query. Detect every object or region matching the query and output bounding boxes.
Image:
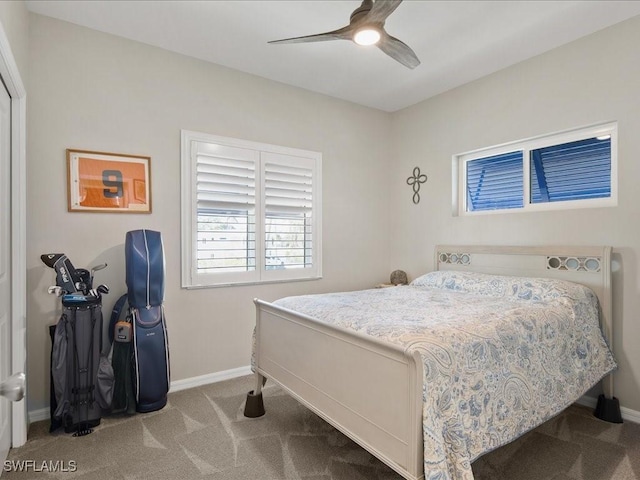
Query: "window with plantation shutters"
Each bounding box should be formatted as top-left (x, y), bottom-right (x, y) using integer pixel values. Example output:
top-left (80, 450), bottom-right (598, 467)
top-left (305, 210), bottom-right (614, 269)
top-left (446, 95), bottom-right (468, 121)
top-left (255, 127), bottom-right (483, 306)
top-left (181, 131), bottom-right (322, 287)
top-left (455, 122), bottom-right (617, 215)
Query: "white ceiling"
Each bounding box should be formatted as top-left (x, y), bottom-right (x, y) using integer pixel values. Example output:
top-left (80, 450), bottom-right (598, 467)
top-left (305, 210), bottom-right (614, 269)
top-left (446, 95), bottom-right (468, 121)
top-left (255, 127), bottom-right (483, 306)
top-left (25, 1), bottom-right (640, 112)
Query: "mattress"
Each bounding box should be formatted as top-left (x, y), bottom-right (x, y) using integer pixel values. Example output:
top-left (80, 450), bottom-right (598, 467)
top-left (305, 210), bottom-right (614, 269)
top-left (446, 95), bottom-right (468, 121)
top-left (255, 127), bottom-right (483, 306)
top-left (272, 271), bottom-right (617, 480)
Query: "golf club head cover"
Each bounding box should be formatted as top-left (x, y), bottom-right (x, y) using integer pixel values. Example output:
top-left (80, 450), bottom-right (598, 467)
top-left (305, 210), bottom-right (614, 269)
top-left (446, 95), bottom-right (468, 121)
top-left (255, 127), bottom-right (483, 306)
top-left (125, 230), bottom-right (165, 308)
top-left (41, 253), bottom-right (81, 294)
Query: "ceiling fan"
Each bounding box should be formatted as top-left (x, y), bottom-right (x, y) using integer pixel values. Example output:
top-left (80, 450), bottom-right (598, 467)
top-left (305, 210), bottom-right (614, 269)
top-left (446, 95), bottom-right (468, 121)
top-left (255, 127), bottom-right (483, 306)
top-left (268, 0), bottom-right (420, 69)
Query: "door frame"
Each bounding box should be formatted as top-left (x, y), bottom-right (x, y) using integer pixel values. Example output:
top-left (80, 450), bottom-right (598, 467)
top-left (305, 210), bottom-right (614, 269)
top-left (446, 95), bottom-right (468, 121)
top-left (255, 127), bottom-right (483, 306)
top-left (0, 22), bottom-right (27, 447)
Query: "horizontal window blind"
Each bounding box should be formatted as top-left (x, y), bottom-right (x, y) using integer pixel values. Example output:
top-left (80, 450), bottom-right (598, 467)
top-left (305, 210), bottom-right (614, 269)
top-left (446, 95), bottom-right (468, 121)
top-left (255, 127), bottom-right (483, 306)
top-left (466, 151), bottom-right (524, 211)
top-left (195, 144), bottom-right (256, 274)
top-left (530, 137), bottom-right (611, 203)
top-left (264, 161), bottom-right (313, 270)
top-left (455, 123), bottom-right (616, 215)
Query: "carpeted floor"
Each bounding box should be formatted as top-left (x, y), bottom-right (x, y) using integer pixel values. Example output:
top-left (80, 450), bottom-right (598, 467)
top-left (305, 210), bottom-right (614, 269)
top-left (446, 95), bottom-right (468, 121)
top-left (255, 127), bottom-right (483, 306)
top-left (4, 375), bottom-right (640, 479)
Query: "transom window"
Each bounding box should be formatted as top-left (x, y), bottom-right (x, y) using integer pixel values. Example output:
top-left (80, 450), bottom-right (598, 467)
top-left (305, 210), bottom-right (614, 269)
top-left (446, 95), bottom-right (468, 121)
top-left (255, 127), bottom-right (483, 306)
top-left (181, 131), bottom-right (322, 287)
top-left (455, 122), bottom-right (617, 215)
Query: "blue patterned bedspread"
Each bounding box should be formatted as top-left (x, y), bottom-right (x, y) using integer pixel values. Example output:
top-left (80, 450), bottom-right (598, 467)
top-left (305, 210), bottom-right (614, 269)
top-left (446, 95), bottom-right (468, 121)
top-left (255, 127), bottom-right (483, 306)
top-left (272, 271), bottom-right (617, 480)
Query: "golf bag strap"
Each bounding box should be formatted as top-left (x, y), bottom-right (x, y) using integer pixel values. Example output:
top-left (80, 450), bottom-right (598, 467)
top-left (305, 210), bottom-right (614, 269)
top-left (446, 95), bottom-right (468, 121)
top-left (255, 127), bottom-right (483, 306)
top-left (51, 315), bottom-right (70, 419)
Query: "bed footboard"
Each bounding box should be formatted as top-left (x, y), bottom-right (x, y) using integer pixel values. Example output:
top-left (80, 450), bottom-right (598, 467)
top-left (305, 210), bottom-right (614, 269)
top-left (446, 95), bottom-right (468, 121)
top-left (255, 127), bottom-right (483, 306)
top-left (248, 298), bottom-right (425, 480)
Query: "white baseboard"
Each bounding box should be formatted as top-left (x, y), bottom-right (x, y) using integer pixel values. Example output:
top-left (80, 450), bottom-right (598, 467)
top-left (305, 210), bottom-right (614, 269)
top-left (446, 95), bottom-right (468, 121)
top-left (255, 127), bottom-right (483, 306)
top-left (575, 395), bottom-right (598, 409)
top-left (28, 407), bottom-right (50, 424)
top-left (169, 365), bottom-right (252, 393)
top-left (576, 395), bottom-right (640, 424)
top-left (28, 365), bottom-right (253, 424)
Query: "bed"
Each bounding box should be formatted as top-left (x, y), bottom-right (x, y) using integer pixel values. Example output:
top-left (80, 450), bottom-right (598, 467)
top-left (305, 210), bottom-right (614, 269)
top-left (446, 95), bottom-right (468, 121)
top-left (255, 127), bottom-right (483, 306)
top-left (247, 245), bottom-right (617, 480)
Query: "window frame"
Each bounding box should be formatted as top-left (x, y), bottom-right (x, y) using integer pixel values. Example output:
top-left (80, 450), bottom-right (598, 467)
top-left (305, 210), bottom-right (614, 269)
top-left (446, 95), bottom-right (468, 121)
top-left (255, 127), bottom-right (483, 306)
top-left (181, 130), bottom-right (322, 288)
top-left (453, 122), bottom-right (618, 216)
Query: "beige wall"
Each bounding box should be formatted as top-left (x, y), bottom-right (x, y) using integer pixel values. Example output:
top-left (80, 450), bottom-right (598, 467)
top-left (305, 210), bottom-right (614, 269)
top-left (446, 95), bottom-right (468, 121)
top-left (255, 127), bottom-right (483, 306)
top-left (389, 16), bottom-right (640, 411)
top-left (26, 14), bottom-right (392, 412)
top-left (0, 0), bottom-right (29, 81)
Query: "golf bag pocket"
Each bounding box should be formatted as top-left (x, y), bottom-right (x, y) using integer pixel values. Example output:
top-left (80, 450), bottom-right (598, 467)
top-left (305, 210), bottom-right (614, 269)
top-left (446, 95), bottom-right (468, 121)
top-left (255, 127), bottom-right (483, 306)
top-left (132, 305), bottom-right (170, 413)
top-left (96, 353), bottom-right (114, 411)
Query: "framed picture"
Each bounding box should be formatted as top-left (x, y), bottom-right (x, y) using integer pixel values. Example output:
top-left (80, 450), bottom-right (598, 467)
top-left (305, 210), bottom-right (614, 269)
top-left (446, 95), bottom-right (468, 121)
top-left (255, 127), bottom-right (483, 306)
top-left (67, 149), bottom-right (152, 213)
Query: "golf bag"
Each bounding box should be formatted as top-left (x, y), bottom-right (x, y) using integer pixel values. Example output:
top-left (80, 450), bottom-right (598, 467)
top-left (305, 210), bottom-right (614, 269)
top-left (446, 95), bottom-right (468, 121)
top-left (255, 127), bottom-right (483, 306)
top-left (42, 254), bottom-right (111, 436)
top-left (110, 229), bottom-right (170, 413)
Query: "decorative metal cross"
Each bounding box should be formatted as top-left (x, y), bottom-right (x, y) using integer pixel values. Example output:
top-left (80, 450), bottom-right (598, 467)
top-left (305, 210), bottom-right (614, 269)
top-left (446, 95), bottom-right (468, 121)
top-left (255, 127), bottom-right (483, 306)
top-left (406, 167), bottom-right (427, 204)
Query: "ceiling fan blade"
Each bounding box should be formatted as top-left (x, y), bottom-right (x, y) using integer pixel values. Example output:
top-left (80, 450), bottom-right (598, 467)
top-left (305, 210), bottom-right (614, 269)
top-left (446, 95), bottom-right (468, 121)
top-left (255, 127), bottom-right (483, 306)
top-left (269, 25), bottom-right (353, 44)
top-left (366, 0), bottom-right (403, 24)
top-left (377, 31), bottom-right (420, 69)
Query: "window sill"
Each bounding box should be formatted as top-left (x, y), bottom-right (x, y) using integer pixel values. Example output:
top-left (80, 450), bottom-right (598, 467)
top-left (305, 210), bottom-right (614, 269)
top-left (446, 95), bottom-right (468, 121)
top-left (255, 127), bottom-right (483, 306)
top-left (182, 275), bottom-right (323, 290)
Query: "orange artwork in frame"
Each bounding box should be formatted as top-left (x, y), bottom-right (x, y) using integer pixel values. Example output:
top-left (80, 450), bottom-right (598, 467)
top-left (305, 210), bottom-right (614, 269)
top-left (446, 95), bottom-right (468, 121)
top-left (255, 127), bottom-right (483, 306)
top-left (67, 149), bottom-right (152, 213)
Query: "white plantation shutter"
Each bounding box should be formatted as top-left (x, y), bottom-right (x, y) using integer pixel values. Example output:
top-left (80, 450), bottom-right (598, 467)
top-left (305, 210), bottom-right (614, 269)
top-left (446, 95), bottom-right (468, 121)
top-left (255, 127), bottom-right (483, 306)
top-left (194, 142), bottom-right (257, 276)
top-left (196, 156), bottom-right (256, 211)
top-left (263, 154), bottom-right (314, 271)
top-left (182, 131), bottom-right (321, 287)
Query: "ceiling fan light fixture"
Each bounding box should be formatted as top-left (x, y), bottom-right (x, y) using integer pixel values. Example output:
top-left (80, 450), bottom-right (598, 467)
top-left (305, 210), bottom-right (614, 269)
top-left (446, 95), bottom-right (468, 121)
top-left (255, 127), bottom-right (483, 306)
top-left (353, 27), bottom-right (380, 46)
top-left (268, 0), bottom-right (420, 69)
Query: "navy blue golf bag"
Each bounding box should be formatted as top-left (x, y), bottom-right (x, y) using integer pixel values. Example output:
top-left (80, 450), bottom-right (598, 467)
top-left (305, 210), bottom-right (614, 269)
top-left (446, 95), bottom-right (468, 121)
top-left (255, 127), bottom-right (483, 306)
top-left (123, 229), bottom-right (170, 413)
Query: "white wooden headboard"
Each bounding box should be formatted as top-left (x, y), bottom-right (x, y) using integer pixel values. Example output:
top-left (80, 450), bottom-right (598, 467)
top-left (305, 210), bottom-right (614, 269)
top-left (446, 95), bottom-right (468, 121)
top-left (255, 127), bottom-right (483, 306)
top-left (434, 245), bottom-right (613, 397)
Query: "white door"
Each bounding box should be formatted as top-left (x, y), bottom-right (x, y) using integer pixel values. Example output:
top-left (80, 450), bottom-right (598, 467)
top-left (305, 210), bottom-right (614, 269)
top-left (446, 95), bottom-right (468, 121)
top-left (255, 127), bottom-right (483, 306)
top-left (0, 79), bottom-right (12, 464)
